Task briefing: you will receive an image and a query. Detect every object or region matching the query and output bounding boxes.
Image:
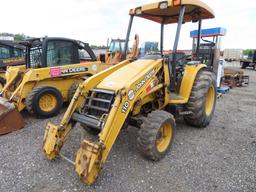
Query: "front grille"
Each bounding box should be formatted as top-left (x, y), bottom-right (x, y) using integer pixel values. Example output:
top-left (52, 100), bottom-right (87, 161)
top-left (72, 89), bottom-right (115, 130)
top-left (85, 89), bottom-right (115, 118)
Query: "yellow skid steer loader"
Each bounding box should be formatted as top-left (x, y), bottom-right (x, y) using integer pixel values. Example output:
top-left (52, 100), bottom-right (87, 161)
top-left (0, 37), bottom-right (103, 135)
top-left (43, 0), bottom-right (217, 185)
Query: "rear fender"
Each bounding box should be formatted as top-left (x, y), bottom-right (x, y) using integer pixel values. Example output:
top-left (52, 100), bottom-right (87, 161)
top-left (179, 64), bottom-right (206, 101)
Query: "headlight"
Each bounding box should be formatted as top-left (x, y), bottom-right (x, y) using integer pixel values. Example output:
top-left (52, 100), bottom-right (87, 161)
top-left (159, 2), bottom-right (168, 9)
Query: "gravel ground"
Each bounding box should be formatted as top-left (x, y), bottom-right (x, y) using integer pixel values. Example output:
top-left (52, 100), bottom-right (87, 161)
top-left (0, 66), bottom-right (256, 192)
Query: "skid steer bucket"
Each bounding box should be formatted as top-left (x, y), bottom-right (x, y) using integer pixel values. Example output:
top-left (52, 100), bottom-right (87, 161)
top-left (0, 98), bottom-right (24, 135)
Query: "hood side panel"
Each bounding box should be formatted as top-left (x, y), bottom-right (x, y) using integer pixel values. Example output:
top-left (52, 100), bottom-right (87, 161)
top-left (97, 59), bottom-right (162, 90)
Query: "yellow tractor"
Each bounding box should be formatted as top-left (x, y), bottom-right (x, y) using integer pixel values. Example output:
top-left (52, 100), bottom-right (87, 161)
top-left (97, 38), bottom-right (126, 70)
top-left (0, 37), bottom-right (103, 135)
top-left (43, 0), bottom-right (216, 185)
top-left (98, 37), bottom-right (140, 70)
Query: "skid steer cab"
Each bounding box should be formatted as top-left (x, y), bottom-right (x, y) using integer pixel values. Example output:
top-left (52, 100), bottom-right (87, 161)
top-left (43, 0), bottom-right (217, 185)
top-left (0, 40), bottom-right (25, 91)
top-left (0, 37), bottom-right (102, 135)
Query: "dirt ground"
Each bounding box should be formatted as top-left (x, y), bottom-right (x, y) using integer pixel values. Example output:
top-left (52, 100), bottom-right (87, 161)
top-left (0, 65), bottom-right (255, 192)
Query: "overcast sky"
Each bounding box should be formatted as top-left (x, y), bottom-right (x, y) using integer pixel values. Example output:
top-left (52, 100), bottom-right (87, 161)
top-left (1, 0), bottom-right (255, 50)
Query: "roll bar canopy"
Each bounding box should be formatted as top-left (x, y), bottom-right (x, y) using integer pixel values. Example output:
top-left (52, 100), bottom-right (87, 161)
top-left (129, 0), bottom-right (215, 24)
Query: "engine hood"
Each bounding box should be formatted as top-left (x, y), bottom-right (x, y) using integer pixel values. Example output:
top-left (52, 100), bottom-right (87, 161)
top-left (96, 59), bottom-right (162, 91)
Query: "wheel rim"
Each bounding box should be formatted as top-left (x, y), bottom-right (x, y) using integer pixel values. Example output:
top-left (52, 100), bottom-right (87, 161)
top-left (156, 123), bottom-right (172, 153)
top-left (205, 85), bottom-right (215, 116)
top-left (39, 93), bottom-right (57, 112)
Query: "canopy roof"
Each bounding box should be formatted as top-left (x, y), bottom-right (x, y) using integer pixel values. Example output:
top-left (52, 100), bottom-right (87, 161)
top-left (129, 0), bottom-right (215, 24)
top-left (0, 40), bottom-right (25, 50)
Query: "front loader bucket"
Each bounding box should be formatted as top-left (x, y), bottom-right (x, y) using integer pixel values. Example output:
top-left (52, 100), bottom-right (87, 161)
top-left (0, 98), bottom-right (24, 135)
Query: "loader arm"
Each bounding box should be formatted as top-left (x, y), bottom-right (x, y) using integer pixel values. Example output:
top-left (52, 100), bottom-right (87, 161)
top-left (75, 61), bottom-right (162, 185)
top-left (75, 63), bottom-right (208, 185)
top-left (43, 58), bottom-right (163, 185)
top-left (0, 66), bottom-right (25, 96)
top-left (43, 60), bottom-right (131, 159)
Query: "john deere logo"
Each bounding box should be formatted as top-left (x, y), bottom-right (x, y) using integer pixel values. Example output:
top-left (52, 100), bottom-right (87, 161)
top-left (50, 67), bottom-right (88, 77)
top-left (135, 68), bottom-right (156, 91)
top-left (61, 67), bottom-right (88, 74)
top-left (128, 90), bottom-right (135, 100)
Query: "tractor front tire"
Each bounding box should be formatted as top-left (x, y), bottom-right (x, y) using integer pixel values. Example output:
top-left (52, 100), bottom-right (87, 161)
top-left (25, 85), bottom-right (63, 118)
top-left (137, 110), bottom-right (175, 161)
top-left (184, 70), bottom-right (216, 128)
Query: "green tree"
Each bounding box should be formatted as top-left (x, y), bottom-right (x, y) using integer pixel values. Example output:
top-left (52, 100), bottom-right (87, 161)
top-left (248, 50), bottom-right (253, 58)
top-left (243, 49), bottom-right (253, 55)
top-left (14, 34), bottom-right (26, 41)
top-left (0, 33), bottom-right (29, 41)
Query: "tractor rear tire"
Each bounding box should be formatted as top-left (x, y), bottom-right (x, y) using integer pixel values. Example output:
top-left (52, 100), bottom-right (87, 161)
top-left (184, 70), bottom-right (216, 128)
top-left (25, 85), bottom-right (63, 118)
top-left (137, 110), bottom-right (175, 161)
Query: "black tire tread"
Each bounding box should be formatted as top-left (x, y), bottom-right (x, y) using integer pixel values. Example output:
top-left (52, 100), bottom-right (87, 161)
top-left (25, 85), bottom-right (48, 114)
top-left (184, 70), bottom-right (216, 128)
top-left (137, 110), bottom-right (175, 161)
top-left (25, 85), bottom-right (63, 117)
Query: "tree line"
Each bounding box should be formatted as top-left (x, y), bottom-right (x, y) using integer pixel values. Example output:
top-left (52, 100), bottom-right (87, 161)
top-left (0, 33), bottom-right (30, 41)
top-left (243, 49), bottom-right (255, 56)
